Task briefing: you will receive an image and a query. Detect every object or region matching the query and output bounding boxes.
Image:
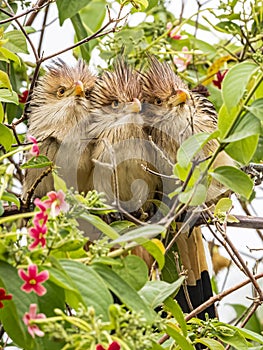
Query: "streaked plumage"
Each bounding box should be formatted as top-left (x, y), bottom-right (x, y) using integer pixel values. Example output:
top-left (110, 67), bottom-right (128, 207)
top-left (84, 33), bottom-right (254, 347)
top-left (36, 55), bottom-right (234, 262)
top-left (141, 56), bottom-right (219, 318)
top-left (86, 59), bottom-right (159, 213)
top-left (23, 60), bottom-right (96, 200)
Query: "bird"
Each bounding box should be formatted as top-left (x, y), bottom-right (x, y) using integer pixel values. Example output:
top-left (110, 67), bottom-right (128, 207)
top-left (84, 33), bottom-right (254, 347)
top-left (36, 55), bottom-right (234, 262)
top-left (140, 56), bottom-right (232, 319)
top-left (23, 59), bottom-right (96, 202)
top-left (85, 59), bottom-right (160, 214)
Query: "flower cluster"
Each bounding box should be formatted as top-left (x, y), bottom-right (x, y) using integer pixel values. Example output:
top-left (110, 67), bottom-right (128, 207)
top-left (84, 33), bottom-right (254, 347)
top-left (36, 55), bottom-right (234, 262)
top-left (23, 304), bottom-right (46, 338)
top-left (173, 46), bottom-right (192, 72)
top-left (166, 22), bottom-right (182, 40)
top-left (28, 190), bottom-right (69, 250)
top-left (212, 70), bottom-right (228, 89)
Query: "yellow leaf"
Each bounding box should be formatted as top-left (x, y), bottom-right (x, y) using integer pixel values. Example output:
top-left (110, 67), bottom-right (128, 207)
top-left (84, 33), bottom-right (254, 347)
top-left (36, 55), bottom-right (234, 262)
top-left (203, 55), bottom-right (234, 85)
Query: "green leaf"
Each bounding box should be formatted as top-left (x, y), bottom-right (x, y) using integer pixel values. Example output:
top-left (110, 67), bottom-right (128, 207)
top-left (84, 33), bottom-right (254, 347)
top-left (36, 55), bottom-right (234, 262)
top-left (1, 191), bottom-right (20, 208)
top-left (71, 13), bottom-right (90, 62)
top-left (196, 338), bottom-right (225, 350)
top-left (56, 0), bottom-right (91, 25)
top-left (60, 259), bottom-right (113, 321)
top-left (215, 21), bottom-right (241, 34)
top-left (177, 132), bottom-right (216, 169)
top-left (80, 212), bottom-right (120, 240)
top-left (0, 70), bottom-right (12, 90)
top-left (0, 46), bottom-right (20, 65)
top-left (111, 224), bottom-right (165, 244)
top-left (217, 330), bottom-right (248, 350)
top-left (92, 263), bottom-right (155, 323)
top-left (211, 166), bottom-right (254, 199)
top-left (179, 183), bottom-right (207, 206)
top-left (225, 134), bottom-right (259, 164)
top-left (142, 239), bottom-right (165, 270)
top-left (0, 102), bottom-right (3, 122)
top-left (138, 277), bottom-right (184, 309)
top-left (112, 255), bottom-right (148, 291)
top-left (214, 198), bottom-right (233, 215)
top-left (222, 61), bottom-right (258, 113)
top-left (0, 123), bottom-right (14, 151)
top-left (53, 172), bottom-right (68, 192)
top-left (222, 112), bottom-right (261, 142)
top-left (164, 297), bottom-right (187, 337)
top-left (246, 98), bottom-right (263, 121)
top-left (132, 0), bottom-right (148, 10)
top-left (228, 304), bottom-right (262, 334)
top-left (238, 327), bottom-right (263, 344)
top-left (0, 201), bottom-right (4, 216)
top-left (166, 324), bottom-right (195, 350)
top-left (0, 88), bottom-right (18, 104)
top-left (20, 155), bottom-right (52, 169)
top-left (80, 0), bottom-right (106, 32)
top-left (4, 30), bottom-right (29, 54)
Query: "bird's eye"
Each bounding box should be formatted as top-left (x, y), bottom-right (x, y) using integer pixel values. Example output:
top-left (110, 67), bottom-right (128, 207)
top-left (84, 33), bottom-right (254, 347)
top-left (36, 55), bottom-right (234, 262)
top-left (111, 100), bottom-right (119, 108)
top-left (85, 89), bottom-right (90, 98)
top-left (57, 87), bottom-right (66, 97)
top-left (154, 98), bottom-right (163, 106)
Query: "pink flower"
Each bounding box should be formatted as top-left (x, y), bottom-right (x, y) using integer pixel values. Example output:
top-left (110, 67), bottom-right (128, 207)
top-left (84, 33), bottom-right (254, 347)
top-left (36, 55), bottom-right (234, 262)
top-left (23, 303), bottom-right (46, 338)
top-left (34, 198), bottom-right (48, 213)
top-left (167, 22), bottom-right (182, 40)
top-left (212, 70), bottom-right (228, 89)
top-left (173, 46), bottom-right (192, 72)
top-left (96, 341), bottom-right (121, 350)
top-left (0, 288), bottom-right (12, 308)
top-left (19, 90), bottom-right (28, 104)
top-left (18, 264), bottom-right (49, 296)
top-left (27, 135), bottom-right (40, 157)
top-left (43, 190), bottom-right (69, 217)
top-left (28, 222), bottom-right (47, 250)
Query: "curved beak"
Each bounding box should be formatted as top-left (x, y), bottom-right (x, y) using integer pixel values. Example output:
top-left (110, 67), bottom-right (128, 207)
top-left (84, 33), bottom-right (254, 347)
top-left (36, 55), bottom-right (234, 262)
top-left (168, 88), bottom-right (190, 106)
top-left (125, 98), bottom-right (141, 113)
top-left (74, 80), bottom-right (85, 97)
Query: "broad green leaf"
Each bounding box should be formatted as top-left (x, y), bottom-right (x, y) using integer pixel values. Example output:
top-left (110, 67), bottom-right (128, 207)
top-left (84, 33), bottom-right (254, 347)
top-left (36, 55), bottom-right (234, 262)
top-left (111, 224), bottom-right (165, 244)
top-left (4, 30), bottom-right (29, 54)
top-left (238, 327), bottom-right (263, 344)
top-left (164, 297), bottom-right (187, 337)
top-left (217, 330), bottom-right (248, 350)
top-left (142, 238), bottom-right (165, 270)
top-left (112, 255), bottom-right (148, 291)
top-left (80, 212), bottom-right (119, 240)
top-left (177, 132), bottom-right (216, 169)
top-left (0, 123), bottom-right (14, 151)
top-left (80, 0), bottom-right (106, 32)
top-left (0, 88), bottom-right (18, 104)
top-left (252, 135), bottom-right (263, 163)
top-left (20, 155), bottom-right (52, 169)
top-left (1, 191), bottom-right (20, 208)
top-left (145, 0), bottom-right (158, 11)
top-left (218, 104), bottom-right (239, 139)
top-left (56, 0), bottom-right (91, 25)
top-left (196, 338), bottom-right (225, 350)
top-left (214, 198), bottom-right (233, 215)
top-left (222, 61), bottom-right (258, 113)
top-left (228, 304), bottom-right (262, 334)
top-left (222, 112), bottom-right (261, 142)
top-left (53, 172), bottom-right (68, 193)
top-left (71, 13), bottom-right (90, 62)
top-left (215, 21), bottom-right (241, 34)
top-left (225, 134), bottom-right (259, 164)
top-left (0, 46), bottom-right (20, 65)
top-left (60, 259), bottom-right (113, 321)
top-left (246, 98), bottom-right (263, 121)
top-left (0, 70), bottom-right (12, 90)
top-left (179, 183), bottom-right (207, 206)
top-left (138, 277), bottom-right (184, 309)
top-left (92, 263), bottom-right (155, 322)
top-left (211, 166), bottom-right (253, 199)
top-left (166, 323), bottom-right (195, 350)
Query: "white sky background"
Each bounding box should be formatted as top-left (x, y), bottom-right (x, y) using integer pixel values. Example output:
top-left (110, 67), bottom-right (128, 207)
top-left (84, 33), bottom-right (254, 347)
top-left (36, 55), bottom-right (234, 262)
top-left (12, 0), bottom-right (263, 330)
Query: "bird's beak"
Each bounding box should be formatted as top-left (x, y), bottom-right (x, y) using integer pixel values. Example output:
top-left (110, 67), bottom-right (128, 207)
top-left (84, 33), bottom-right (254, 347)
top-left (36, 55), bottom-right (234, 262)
top-left (168, 88), bottom-right (190, 106)
top-left (125, 98), bottom-right (141, 113)
top-left (74, 80), bottom-right (85, 97)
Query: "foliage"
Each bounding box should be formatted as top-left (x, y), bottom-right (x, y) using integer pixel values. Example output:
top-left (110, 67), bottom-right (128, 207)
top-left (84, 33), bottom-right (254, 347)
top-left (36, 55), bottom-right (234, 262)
top-left (0, 0), bottom-right (262, 349)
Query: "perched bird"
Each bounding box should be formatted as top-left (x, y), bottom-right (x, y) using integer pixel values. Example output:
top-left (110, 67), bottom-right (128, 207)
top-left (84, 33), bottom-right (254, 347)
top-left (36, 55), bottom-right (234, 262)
top-left (86, 59), bottom-right (159, 214)
top-left (140, 56), bottom-right (231, 319)
top-left (23, 59), bottom-right (96, 201)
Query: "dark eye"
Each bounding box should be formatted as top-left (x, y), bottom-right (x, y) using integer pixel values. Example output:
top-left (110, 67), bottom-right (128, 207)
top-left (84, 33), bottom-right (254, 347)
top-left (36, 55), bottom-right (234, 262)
top-left (155, 98), bottom-right (163, 105)
top-left (85, 89), bottom-right (90, 98)
top-left (57, 87), bottom-right (65, 97)
top-left (111, 100), bottom-right (119, 108)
